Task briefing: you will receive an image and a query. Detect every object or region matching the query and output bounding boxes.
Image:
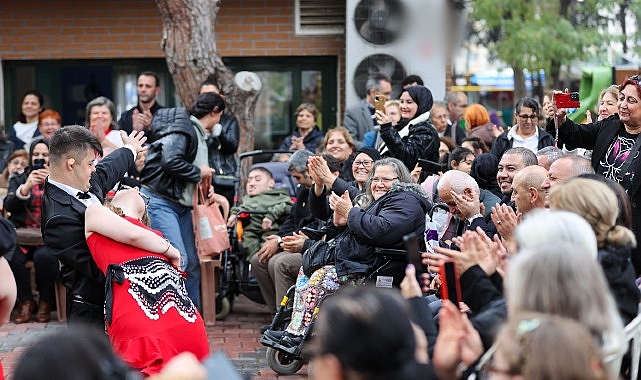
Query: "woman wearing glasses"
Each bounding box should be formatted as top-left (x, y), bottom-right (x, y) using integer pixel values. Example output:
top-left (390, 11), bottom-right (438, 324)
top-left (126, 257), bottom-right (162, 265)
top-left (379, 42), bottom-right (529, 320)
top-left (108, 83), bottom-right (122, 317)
top-left (549, 76), bottom-right (641, 274)
top-left (264, 158), bottom-right (431, 348)
top-left (490, 97), bottom-right (554, 159)
top-left (84, 185), bottom-right (209, 376)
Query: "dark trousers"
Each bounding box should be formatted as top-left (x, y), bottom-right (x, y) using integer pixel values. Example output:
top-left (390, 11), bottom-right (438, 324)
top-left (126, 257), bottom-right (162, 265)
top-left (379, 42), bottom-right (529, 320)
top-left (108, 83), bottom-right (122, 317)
top-left (68, 293), bottom-right (105, 329)
top-left (9, 245), bottom-right (59, 303)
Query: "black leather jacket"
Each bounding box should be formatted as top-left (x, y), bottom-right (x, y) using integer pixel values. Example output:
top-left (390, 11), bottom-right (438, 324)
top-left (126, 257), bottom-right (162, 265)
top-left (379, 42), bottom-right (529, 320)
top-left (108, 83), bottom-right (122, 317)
top-left (207, 113), bottom-right (239, 176)
top-left (140, 108), bottom-right (201, 200)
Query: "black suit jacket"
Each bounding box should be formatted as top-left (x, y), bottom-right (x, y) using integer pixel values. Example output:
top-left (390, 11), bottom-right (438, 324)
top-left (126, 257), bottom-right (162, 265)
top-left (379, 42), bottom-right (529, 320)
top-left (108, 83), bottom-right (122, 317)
top-left (41, 147), bottom-right (134, 306)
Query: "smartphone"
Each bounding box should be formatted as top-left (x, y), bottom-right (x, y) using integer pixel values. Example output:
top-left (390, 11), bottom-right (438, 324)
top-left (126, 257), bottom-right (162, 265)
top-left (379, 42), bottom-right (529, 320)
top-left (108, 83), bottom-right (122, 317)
top-left (32, 158), bottom-right (45, 170)
top-left (417, 158), bottom-right (444, 175)
top-left (404, 232), bottom-right (426, 280)
top-left (439, 260), bottom-right (462, 305)
top-left (555, 92), bottom-right (580, 109)
top-left (374, 95), bottom-right (386, 113)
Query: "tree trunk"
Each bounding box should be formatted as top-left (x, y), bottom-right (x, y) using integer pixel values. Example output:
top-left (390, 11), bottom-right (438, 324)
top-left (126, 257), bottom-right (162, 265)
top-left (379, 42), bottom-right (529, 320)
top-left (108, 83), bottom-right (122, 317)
top-left (513, 65), bottom-right (526, 102)
top-left (154, 0), bottom-right (261, 175)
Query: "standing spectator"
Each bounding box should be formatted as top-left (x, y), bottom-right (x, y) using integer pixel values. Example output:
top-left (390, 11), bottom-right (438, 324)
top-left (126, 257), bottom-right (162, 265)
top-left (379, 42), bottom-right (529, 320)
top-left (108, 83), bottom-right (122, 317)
top-left (117, 71), bottom-right (164, 140)
top-left (5, 138), bottom-right (59, 323)
top-left (470, 153), bottom-right (502, 199)
top-left (444, 91), bottom-right (468, 145)
top-left (85, 96), bottom-right (124, 157)
top-left (491, 97), bottom-right (554, 159)
top-left (9, 90), bottom-right (44, 150)
top-left (431, 101), bottom-right (450, 139)
top-left (465, 104), bottom-right (503, 150)
top-left (376, 85), bottom-right (440, 172)
top-left (439, 136), bottom-right (456, 167)
top-left (344, 73), bottom-right (392, 147)
top-left (541, 154), bottom-right (594, 207)
top-left (279, 103), bottom-right (325, 153)
top-left (448, 147), bottom-right (475, 174)
top-left (461, 136), bottom-right (488, 155)
top-left (199, 76), bottom-right (240, 206)
top-left (586, 85), bottom-right (619, 123)
top-left (363, 100), bottom-right (401, 148)
top-left (140, 93), bottom-right (221, 308)
top-left (41, 126), bottom-right (146, 327)
top-left (401, 74), bottom-right (424, 88)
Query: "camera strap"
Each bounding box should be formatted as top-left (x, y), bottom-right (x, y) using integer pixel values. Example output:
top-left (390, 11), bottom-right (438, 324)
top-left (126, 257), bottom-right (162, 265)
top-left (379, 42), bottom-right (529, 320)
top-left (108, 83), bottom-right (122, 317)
top-left (616, 132), bottom-right (641, 181)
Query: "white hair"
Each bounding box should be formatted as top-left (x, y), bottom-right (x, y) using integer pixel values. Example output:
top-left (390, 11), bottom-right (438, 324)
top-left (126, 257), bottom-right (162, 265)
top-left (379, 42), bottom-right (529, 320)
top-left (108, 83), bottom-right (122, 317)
top-left (436, 169), bottom-right (479, 193)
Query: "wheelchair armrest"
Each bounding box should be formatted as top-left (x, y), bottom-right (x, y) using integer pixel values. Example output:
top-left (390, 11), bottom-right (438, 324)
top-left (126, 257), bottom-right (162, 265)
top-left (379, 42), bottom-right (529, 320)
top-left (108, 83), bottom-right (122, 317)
top-left (374, 247), bottom-right (407, 258)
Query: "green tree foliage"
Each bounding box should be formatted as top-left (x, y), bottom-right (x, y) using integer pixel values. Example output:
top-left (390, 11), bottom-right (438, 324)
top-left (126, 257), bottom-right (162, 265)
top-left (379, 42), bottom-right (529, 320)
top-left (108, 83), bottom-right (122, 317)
top-left (469, 0), bottom-right (623, 95)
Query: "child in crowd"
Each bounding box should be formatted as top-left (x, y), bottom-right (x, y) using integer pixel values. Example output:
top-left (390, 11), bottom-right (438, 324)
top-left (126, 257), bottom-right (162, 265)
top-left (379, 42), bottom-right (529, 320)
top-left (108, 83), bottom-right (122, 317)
top-left (227, 167), bottom-right (293, 261)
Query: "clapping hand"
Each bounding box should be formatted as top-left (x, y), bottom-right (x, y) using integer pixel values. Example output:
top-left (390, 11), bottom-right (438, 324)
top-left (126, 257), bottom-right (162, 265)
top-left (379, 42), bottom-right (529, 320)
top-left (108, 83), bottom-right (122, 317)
top-left (330, 190), bottom-right (352, 226)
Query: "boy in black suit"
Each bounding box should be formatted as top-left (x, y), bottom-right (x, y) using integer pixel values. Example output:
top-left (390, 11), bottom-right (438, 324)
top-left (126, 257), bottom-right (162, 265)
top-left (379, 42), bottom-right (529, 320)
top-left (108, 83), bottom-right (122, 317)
top-left (41, 125), bottom-right (147, 327)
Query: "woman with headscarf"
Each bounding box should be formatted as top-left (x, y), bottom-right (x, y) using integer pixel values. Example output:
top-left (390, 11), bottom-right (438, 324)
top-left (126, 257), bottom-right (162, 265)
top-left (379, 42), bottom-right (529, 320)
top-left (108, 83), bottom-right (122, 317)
top-left (375, 85), bottom-right (440, 172)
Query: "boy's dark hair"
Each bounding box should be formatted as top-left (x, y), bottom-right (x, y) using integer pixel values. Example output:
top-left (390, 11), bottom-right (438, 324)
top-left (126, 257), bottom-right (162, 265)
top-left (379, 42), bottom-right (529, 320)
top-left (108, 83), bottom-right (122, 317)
top-left (249, 166), bottom-right (274, 180)
top-left (49, 125), bottom-right (103, 166)
top-left (401, 74), bottom-right (424, 87)
top-left (322, 154), bottom-right (342, 173)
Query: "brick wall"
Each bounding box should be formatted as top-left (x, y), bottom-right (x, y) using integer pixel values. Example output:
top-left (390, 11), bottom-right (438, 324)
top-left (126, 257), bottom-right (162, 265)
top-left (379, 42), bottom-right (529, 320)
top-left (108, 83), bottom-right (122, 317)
top-left (0, 0), bottom-right (344, 59)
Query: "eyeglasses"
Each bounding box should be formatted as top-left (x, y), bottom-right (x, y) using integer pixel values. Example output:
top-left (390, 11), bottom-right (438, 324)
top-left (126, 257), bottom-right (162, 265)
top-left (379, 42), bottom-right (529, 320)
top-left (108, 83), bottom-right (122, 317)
top-left (118, 184), bottom-right (150, 206)
top-left (353, 160), bottom-right (374, 168)
top-left (518, 114), bottom-right (539, 121)
top-left (371, 177), bottom-right (398, 184)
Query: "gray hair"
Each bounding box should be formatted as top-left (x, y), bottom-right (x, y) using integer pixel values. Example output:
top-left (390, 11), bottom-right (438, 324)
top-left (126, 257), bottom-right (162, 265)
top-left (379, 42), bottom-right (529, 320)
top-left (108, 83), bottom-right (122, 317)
top-left (515, 209), bottom-right (598, 258)
top-left (536, 146), bottom-right (564, 163)
top-left (555, 155), bottom-right (595, 176)
top-left (436, 169), bottom-right (480, 194)
top-left (287, 149), bottom-right (312, 174)
top-left (357, 157), bottom-right (413, 208)
top-left (508, 242), bottom-right (626, 370)
top-left (85, 96), bottom-right (119, 130)
top-left (502, 147), bottom-right (538, 167)
top-left (365, 73), bottom-right (391, 94)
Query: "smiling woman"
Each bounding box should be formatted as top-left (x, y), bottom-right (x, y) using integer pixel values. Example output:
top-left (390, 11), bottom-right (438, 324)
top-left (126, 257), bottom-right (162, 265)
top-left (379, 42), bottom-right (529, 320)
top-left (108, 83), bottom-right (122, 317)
top-left (551, 75), bottom-right (641, 274)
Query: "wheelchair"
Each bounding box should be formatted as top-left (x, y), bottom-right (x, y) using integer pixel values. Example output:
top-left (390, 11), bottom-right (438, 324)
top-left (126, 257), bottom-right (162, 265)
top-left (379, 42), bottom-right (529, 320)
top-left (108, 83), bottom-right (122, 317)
top-left (259, 246), bottom-right (410, 375)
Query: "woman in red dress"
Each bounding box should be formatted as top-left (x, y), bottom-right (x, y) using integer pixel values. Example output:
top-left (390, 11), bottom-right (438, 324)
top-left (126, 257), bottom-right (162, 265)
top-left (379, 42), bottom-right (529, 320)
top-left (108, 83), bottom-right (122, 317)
top-left (84, 185), bottom-right (209, 376)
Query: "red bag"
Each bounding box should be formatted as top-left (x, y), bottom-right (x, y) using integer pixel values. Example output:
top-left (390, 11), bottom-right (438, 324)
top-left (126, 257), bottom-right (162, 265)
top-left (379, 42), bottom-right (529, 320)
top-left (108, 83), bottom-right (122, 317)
top-left (192, 178), bottom-right (230, 258)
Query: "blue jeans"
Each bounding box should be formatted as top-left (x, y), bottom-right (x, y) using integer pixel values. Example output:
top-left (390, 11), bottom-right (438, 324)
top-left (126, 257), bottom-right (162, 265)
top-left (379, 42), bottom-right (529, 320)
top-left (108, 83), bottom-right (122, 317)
top-left (141, 188), bottom-right (200, 308)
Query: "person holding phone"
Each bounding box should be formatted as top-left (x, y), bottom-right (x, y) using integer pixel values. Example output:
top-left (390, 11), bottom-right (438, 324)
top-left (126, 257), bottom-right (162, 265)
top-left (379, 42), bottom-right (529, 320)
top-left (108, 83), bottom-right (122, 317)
top-left (375, 85), bottom-right (440, 175)
top-left (4, 137), bottom-right (59, 323)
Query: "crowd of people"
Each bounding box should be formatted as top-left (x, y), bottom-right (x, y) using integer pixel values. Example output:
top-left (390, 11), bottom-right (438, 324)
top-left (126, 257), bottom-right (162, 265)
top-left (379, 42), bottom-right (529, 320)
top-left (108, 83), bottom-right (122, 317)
top-left (1, 69), bottom-right (641, 380)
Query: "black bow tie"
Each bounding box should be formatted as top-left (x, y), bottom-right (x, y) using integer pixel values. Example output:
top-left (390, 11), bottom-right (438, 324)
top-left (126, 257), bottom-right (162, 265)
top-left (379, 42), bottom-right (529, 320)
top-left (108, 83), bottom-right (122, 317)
top-left (76, 191), bottom-right (91, 200)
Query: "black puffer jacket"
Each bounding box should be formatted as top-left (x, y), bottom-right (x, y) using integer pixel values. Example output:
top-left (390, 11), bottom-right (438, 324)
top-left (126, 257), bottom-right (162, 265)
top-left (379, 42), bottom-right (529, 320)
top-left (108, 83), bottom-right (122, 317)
top-left (333, 182), bottom-right (431, 276)
top-left (598, 244), bottom-right (640, 325)
top-left (207, 113), bottom-right (239, 176)
top-left (140, 108), bottom-right (201, 200)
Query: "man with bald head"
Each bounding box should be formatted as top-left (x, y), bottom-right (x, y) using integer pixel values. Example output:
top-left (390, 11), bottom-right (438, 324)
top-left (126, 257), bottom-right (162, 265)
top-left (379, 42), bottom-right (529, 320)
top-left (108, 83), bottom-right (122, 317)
top-left (541, 154), bottom-right (595, 207)
top-left (438, 170), bottom-right (493, 237)
top-left (511, 165), bottom-right (548, 215)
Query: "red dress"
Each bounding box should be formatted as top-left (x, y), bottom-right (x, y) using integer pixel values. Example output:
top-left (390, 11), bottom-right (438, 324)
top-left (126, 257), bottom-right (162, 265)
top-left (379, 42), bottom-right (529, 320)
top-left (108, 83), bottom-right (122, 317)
top-left (87, 217), bottom-right (209, 376)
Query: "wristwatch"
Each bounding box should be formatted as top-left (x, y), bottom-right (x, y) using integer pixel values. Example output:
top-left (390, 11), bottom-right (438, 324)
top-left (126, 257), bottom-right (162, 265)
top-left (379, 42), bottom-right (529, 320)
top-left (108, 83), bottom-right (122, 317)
top-left (276, 235), bottom-right (283, 245)
top-left (466, 213), bottom-right (483, 224)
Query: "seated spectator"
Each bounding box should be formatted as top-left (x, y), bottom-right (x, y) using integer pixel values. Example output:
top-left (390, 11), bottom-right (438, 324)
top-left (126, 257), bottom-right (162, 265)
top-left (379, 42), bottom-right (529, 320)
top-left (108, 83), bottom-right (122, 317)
top-left (489, 313), bottom-right (608, 380)
top-left (448, 147), bottom-right (475, 174)
top-left (227, 167), bottom-right (294, 262)
top-left (85, 185), bottom-right (209, 376)
top-left (308, 147), bottom-right (380, 220)
top-left (265, 158), bottom-right (430, 347)
top-left (251, 150), bottom-right (324, 312)
top-left (308, 286), bottom-right (430, 380)
top-left (0, 149), bottom-right (28, 208)
top-left (510, 165), bottom-right (547, 216)
top-left (461, 136), bottom-right (488, 155)
top-left (318, 126), bottom-right (357, 181)
top-left (279, 103), bottom-right (325, 154)
top-left (549, 178), bottom-right (640, 324)
top-left (4, 138), bottom-right (58, 323)
top-left (85, 96), bottom-right (124, 157)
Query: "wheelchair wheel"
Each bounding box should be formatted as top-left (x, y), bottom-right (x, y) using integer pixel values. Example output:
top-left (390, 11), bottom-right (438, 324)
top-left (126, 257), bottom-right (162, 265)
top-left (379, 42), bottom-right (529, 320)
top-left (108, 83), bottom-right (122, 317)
top-left (266, 347), bottom-right (304, 375)
top-left (216, 295), bottom-right (231, 320)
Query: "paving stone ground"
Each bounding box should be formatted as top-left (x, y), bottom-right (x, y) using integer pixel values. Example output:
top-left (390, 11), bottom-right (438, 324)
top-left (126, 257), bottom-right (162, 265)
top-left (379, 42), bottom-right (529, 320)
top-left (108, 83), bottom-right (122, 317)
top-left (0, 295), bottom-right (308, 380)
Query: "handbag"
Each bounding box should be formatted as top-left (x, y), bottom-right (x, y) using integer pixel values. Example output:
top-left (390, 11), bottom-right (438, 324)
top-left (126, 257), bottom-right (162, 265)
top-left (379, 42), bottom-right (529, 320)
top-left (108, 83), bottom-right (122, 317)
top-left (302, 238), bottom-right (337, 278)
top-left (192, 177), bottom-right (230, 258)
top-left (15, 227), bottom-right (43, 246)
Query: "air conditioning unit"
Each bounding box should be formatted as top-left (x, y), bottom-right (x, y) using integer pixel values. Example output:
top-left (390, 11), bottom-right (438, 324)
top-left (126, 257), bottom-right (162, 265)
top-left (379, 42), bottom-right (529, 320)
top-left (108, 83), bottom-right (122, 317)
top-left (345, 0), bottom-right (447, 107)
